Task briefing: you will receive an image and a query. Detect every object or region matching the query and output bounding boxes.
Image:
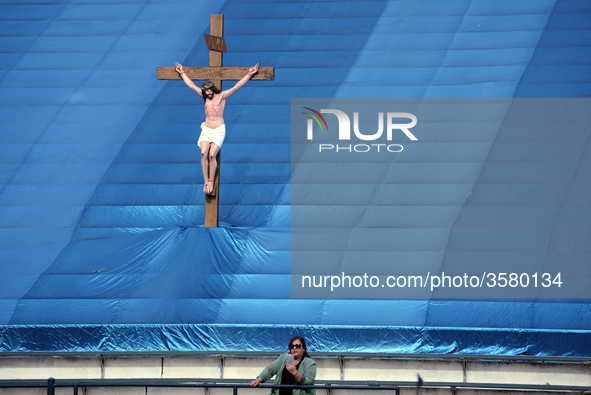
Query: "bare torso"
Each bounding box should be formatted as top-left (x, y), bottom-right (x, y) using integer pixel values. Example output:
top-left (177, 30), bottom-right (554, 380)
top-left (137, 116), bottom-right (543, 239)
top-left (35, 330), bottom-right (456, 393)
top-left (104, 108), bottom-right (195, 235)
top-left (204, 94), bottom-right (226, 129)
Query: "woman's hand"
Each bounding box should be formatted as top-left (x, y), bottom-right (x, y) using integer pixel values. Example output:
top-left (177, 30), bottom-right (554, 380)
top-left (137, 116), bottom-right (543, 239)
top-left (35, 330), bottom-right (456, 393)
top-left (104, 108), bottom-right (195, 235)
top-left (250, 377), bottom-right (263, 387)
top-left (285, 363), bottom-right (297, 375)
top-left (174, 62), bottom-right (184, 75)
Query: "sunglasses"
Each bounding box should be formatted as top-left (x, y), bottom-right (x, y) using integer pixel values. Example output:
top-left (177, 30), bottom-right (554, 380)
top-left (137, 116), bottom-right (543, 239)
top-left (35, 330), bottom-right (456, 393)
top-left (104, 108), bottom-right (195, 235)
top-left (289, 343), bottom-right (303, 349)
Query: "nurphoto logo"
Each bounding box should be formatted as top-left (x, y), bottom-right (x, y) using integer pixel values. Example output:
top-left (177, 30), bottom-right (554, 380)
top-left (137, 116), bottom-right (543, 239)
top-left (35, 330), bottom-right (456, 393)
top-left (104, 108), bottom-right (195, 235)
top-left (303, 107), bottom-right (418, 153)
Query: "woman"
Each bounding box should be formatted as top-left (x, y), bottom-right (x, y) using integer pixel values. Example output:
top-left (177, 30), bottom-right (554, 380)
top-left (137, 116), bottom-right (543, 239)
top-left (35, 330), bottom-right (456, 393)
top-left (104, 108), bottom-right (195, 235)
top-left (250, 336), bottom-right (316, 395)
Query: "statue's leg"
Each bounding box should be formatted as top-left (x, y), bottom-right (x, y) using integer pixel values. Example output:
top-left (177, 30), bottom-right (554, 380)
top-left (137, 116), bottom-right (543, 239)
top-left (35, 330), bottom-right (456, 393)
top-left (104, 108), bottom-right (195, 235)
top-left (200, 141), bottom-right (211, 194)
top-left (207, 143), bottom-right (221, 195)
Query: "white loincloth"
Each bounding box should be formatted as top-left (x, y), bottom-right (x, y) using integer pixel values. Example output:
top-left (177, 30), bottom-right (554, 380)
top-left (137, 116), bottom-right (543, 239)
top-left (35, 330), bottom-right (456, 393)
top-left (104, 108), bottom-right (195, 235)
top-left (197, 123), bottom-right (226, 149)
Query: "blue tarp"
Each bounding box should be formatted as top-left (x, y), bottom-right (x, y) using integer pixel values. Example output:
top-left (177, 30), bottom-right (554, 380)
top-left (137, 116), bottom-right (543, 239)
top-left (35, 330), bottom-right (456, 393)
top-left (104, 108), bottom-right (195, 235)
top-left (1, 0), bottom-right (590, 355)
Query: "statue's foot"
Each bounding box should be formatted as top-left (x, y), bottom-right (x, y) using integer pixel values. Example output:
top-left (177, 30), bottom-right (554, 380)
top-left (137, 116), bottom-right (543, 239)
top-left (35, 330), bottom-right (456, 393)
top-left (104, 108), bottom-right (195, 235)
top-left (206, 179), bottom-right (215, 196)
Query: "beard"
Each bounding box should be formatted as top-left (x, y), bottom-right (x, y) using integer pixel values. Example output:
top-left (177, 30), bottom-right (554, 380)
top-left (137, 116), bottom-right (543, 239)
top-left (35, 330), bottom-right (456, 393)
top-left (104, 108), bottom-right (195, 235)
top-left (206, 93), bottom-right (214, 100)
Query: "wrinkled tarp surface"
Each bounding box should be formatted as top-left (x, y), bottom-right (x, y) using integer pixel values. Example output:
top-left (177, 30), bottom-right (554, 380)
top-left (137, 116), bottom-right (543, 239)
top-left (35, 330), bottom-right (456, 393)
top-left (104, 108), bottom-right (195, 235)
top-left (1, 0), bottom-right (590, 355)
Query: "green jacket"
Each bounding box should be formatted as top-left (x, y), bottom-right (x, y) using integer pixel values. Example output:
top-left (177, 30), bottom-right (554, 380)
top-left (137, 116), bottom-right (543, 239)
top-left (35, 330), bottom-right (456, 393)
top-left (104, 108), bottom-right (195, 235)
top-left (258, 352), bottom-right (316, 395)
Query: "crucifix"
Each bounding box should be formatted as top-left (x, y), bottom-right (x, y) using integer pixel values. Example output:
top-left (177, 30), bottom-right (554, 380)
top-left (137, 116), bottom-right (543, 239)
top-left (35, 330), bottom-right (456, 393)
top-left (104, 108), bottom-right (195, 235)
top-left (157, 14), bottom-right (274, 228)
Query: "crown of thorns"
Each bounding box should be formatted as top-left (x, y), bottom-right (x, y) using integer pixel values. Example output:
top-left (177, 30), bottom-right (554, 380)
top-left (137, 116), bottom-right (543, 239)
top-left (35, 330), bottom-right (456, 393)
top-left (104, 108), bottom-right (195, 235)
top-left (201, 82), bottom-right (216, 90)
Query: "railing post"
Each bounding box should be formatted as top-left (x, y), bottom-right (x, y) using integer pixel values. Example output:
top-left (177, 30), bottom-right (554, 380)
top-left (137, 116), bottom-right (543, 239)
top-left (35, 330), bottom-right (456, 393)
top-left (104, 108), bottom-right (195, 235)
top-left (47, 377), bottom-right (55, 395)
top-left (73, 384), bottom-right (78, 395)
top-left (233, 384), bottom-right (238, 395)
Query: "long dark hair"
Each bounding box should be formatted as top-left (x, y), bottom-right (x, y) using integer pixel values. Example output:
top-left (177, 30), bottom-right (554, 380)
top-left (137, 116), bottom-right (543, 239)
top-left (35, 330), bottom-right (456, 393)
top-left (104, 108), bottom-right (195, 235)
top-left (288, 336), bottom-right (311, 359)
top-left (201, 80), bottom-right (222, 103)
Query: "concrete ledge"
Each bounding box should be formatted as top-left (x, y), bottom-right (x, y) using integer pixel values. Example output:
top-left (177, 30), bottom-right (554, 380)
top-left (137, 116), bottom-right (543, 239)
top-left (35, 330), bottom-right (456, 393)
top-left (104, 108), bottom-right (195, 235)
top-left (163, 357), bottom-right (220, 379)
top-left (467, 361), bottom-right (590, 386)
top-left (0, 357), bottom-right (101, 380)
top-left (343, 359), bottom-right (464, 382)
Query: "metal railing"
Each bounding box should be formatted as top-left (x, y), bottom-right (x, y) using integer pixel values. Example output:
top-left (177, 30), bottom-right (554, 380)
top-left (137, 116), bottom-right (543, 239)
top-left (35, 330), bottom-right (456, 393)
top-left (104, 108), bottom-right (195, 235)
top-left (2, 350), bottom-right (591, 363)
top-left (4, 377), bottom-right (402, 395)
top-left (2, 377), bottom-right (591, 395)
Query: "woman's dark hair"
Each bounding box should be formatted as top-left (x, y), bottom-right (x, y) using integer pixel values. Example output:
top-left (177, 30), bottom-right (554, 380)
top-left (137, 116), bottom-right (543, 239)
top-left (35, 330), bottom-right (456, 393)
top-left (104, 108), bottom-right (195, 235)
top-left (288, 336), bottom-right (311, 359)
top-left (201, 80), bottom-right (222, 102)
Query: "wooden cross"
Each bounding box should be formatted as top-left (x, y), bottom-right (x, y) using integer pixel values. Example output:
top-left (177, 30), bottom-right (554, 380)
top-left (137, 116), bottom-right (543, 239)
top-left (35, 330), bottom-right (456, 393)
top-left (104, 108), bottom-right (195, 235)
top-left (157, 14), bottom-right (274, 228)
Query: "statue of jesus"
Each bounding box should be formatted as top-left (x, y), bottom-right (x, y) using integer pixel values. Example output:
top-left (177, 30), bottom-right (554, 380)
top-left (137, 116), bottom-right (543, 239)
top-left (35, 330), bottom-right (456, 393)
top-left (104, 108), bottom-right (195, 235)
top-left (174, 62), bottom-right (259, 195)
